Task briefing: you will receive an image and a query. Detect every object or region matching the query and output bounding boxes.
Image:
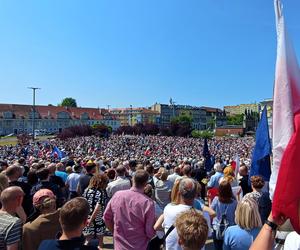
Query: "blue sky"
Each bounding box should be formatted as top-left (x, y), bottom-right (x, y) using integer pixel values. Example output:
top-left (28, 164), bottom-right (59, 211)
top-left (1, 0), bottom-right (300, 109)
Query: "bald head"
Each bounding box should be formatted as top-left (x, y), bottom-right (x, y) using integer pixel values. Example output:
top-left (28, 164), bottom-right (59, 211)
top-left (0, 186), bottom-right (24, 206)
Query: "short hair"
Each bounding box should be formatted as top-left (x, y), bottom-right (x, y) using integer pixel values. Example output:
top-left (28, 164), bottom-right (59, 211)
top-left (88, 174), bottom-right (108, 190)
top-left (116, 166), bottom-right (126, 176)
top-left (86, 163), bottom-right (96, 173)
top-left (129, 160), bottom-right (137, 169)
top-left (133, 170), bottom-right (149, 188)
top-left (36, 168), bottom-right (50, 181)
top-left (218, 180), bottom-right (233, 204)
top-left (214, 163), bottom-right (223, 172)
top-left (158, 167), bottom-right (169, 181)
top-left (5, 165), bottom-right (22, 178)
top-left (179, 178), bottom-right (196, 200)
top-left (250, 176), bottom-right (265, 189)
top-left (235, 197), bottom-right (262, 230)
top-left (59, 197), bottom-right (89, 232)
top-left (106, 169), bottom-right (116, 180)
top-left (182, 165), bottom-right (192, 176)
top-left (146, 165), bottom-right (154, 175)
top-left (176, 209), bottom-right (208, 249)
top-left (0, 186), bottom-right (24, 205)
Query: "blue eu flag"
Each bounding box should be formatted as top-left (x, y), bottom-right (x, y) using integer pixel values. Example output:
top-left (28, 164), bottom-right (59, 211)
top-left (250, 106), bottom-right (272, 181)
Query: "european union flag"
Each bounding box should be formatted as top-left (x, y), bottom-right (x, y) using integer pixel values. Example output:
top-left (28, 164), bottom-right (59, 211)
top-left (51, 146), bottom-right (65, 160)
top-left (203, 138), bottom-right (213, 172)
top-left (250, 106), bottom-right (272, 181)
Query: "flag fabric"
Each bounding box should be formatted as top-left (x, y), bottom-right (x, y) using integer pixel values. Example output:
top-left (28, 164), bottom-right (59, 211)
top-left (51, 146), bottom-right (65, 159)
top-left (202, 138), bottom-right (212, 172)
top-left (250, 106), bottom-right (272, 181)
top-left (234, 155), bottom-right (240, 178)
top-left (271, 0), bottom-right (300, 233)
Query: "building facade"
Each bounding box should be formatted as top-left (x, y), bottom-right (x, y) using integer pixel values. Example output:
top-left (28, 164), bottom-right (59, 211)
top-left (109, 107), bottom-right (160, 126)
top-left (151, 103), bottom-right (226, 130)
top-left (260, 98), bottom-right (273, 137)
top-left (224, 103), bottom-right (260, 116)
top-left (0, 104), bottom-right (120, 135)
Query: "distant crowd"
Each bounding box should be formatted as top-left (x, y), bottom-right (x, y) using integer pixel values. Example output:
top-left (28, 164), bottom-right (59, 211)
top-left (0, 135), bottom-right (298, 250)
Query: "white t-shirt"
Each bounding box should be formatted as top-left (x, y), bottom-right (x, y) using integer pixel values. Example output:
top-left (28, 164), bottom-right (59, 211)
top-left (163, 204), bottom-right (191, 233)
top-left (284, 232), bottom-right (300, 250)
top-left (163, 203), bottom-right (211, 250)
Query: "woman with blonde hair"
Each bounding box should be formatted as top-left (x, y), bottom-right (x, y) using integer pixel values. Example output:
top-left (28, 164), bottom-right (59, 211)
top-left (83, 173), bottom-right (109, 249)
top-left (223, 197), bottom-right (262, 250)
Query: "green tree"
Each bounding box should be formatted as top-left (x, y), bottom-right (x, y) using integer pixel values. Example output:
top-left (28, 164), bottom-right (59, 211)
top-left (60, 97), bottom-right (77, 107)
top-left (191, 130), bottom-right (214, 139)
top-left (171, 113), bottom-right (193, 125)
top-left (227, 114), bottom-right (244, 125)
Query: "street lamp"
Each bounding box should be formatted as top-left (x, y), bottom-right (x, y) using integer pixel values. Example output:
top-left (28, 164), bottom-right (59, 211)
top-left (28, 87), bottom-right (41, 140)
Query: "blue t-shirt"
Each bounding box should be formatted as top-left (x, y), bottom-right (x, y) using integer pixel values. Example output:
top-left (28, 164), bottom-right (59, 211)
top-left (211, 197), bottom-right (237, 227)
top-left (207, 172), bottom-right (224, 188)
top-left (223, 225), bottom-right (260, 250)
top-left (193, 198), bottom-right (205, 211)
top-left (55, 171), bottom-right (68, 183)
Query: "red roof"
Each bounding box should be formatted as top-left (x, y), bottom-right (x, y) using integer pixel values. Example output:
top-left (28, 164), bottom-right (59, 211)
top-left (0, 104), bottom-right (112, 120)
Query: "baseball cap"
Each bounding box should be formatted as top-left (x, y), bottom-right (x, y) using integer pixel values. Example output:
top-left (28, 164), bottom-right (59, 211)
top-left (33, 189), bottom-right (55, 206)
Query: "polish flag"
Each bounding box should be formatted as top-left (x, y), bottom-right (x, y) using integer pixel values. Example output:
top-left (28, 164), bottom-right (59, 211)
top-left (271, 0), bottom-right (300, 233)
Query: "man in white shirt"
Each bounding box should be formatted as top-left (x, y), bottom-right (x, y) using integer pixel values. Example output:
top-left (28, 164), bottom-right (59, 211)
top-left (106, 165), bottom-right (131, 198)
top-left (163, 178), bottom-right (211, 250)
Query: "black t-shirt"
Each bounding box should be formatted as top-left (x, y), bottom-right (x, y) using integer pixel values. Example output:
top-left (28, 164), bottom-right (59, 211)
top-left (38, 235), bottom-right (97, 250)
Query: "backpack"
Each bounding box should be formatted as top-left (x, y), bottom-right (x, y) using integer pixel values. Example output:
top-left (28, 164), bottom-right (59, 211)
top-left (213, 203), bottom-right (229, 240)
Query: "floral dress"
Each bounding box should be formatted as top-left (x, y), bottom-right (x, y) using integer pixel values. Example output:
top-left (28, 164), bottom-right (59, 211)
top-left (83, 188), bottom-right (108, 236)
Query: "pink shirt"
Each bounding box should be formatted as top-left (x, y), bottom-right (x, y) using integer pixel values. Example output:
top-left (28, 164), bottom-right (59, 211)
top-left (103, 187), bottom-right (156, 250)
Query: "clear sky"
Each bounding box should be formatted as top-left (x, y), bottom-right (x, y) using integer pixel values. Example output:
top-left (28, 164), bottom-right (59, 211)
top-left (1, 0), bottom-right (300, 109)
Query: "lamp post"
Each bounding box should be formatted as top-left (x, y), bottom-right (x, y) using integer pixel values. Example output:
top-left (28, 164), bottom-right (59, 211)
top-left (28, 87), bottom-right (40, 140)
top-left (130, 105), bottom-right (133, 126)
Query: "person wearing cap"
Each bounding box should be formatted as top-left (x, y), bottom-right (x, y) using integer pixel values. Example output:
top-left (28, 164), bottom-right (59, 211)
top-left (23, 189), bottom-right (61, 250)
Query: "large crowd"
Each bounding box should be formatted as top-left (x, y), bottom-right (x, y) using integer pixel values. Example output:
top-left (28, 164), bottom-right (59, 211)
top-left (0, 135), bottom-right (298, 250)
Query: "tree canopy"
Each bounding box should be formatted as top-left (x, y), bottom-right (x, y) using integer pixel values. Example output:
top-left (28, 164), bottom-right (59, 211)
top-left (60, 97), bottom-right (77, 107)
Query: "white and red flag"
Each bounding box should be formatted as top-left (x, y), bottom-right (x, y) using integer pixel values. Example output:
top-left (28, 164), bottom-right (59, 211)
top-left (271, 0), bottom-right (300, 232)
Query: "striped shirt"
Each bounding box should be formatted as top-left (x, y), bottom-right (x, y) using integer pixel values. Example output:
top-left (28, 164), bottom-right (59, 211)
top-left (0, 212), bottom-right (22, 249)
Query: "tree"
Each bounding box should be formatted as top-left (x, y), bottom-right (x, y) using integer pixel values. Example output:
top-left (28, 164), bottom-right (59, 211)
top-left (191, 130), bottom-right (214, 139)
top-left (227, 114), bottom-right (244, 125)
top-left (171, 113), bottom-right (193, 125)
top-left (60, 97), bottom-right (77, 107)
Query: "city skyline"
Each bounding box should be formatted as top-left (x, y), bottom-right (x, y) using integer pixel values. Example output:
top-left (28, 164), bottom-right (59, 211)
top-left (1, 1), bottom-right (300, 108)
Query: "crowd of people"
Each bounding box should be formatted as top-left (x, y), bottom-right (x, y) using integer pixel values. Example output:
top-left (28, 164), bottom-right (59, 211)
top-left (0, 135), bottom-right (298, 250)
